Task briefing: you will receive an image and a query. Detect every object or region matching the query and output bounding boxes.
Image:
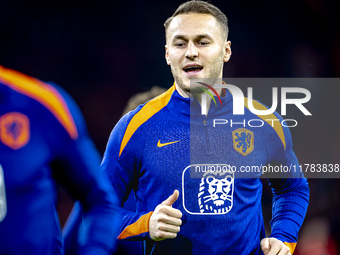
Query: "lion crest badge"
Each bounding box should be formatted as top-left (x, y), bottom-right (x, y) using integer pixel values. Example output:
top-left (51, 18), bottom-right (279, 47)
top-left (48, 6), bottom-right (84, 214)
top-left (182, 164), bottom-right (234, 215)
top-left (232, 128), bottom-right (254, 156)
top-left (198, 169), bottom-right (234, 214)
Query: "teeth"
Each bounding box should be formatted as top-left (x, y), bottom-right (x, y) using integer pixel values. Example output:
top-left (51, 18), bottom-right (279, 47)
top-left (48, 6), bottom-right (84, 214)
top-left (184, 66), bottom-right (203, 72)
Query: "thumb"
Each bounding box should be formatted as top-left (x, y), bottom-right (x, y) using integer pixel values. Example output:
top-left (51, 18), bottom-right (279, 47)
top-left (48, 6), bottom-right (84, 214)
top-left (161, 190), bottom-right (179, 207)
top-left (260, 238), bottom-right (270, 254)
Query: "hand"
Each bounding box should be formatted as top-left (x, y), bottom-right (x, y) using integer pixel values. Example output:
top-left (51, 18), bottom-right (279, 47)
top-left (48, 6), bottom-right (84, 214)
top-left (149, 190), bottom-right (182, 241)
top-left (261, 237), bottom-right (292, 255)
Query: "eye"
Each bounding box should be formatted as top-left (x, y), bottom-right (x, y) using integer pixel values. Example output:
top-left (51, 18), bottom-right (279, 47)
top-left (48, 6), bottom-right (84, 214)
top-left (198, 41), bottom-right (209, 46)
top-left (175, 41), bottom-right (186, 47)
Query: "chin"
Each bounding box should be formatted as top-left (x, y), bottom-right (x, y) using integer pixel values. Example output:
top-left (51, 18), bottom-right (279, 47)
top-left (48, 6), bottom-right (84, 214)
top-left (181, 86), bottom-right (191, 94)
top-left (184, 78), bottom-right (197, 88)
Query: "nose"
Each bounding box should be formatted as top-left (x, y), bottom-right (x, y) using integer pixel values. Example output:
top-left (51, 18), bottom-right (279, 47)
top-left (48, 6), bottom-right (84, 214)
top-left (185, 42), bottom-right (198, 60)
top-left (216, 184), bottom-right (223, 194)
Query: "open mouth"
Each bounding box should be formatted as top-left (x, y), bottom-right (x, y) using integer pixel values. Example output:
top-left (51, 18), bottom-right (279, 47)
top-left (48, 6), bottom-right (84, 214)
top-left (183, 65), bottom-right (203, 74)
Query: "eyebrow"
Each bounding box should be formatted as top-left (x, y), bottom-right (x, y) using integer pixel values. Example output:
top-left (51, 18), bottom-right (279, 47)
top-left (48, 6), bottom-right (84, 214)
top-left (172, 34), bottom-right (213, 41)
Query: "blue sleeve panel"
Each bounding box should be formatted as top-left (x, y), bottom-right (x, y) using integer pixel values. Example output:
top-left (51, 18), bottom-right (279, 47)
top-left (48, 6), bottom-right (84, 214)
top-left (0, 66), bottom-right (119, 255)
top-left (265, 111), bottom-right (309, 246)
top-left (101, 109), bottom-right (154, 241)
top-left (63, 202), bottom-right (84, 254)
top-left (49, 83), bottom-right (121, 255)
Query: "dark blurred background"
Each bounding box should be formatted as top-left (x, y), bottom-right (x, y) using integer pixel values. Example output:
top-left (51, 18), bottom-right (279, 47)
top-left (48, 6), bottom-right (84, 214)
top-left (1, 0), bottom-right (340, 254)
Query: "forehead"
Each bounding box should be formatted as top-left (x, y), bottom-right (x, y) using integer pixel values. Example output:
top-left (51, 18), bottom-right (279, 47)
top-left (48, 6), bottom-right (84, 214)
top-left (167, 13), bottom-right (223, 42)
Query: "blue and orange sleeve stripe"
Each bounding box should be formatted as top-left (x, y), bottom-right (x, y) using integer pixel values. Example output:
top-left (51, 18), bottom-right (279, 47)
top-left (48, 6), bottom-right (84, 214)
top-left (119, 85), bottom-right (175, 157)
top-left (284, 242), bottom-right (296, 254)
top-left (118, 212), bottom-right (153, 240)
top-left (116, 86), bottom-right (175, 239)
top-left (0, 65), bottom-right (78, 140)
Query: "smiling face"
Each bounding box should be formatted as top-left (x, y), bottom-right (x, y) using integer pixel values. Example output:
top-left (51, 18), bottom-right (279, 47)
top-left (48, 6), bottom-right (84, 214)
top-left (165, 13), bottom-right (231, 95)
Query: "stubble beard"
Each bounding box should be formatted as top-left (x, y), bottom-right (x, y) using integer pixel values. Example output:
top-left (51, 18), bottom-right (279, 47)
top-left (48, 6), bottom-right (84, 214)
top-left (170, 54), bottom-right (224, 97)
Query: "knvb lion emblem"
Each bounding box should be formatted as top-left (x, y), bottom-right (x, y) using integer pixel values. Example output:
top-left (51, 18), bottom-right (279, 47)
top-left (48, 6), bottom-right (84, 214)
top-left (198, 169), bottom-right (234, 214)
top-left (232, 128), bottom-right (254, 156)
top-left (182, 164), bottom-right (234, 215)
top-left (0, 112), bottom-right (30, 150)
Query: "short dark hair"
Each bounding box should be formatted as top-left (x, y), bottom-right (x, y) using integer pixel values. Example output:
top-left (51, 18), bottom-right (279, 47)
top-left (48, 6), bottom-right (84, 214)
top-left (164, 0), bottom-right (229, 41)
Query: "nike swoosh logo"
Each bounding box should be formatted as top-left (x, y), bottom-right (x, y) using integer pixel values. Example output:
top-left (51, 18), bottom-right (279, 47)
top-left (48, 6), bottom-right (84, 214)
top-left (157, 140), bottom-right (180, 147)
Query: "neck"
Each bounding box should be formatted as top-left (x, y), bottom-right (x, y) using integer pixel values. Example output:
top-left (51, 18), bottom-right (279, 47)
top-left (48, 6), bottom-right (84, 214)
top-left (175, 82), bottom-right (190, 98)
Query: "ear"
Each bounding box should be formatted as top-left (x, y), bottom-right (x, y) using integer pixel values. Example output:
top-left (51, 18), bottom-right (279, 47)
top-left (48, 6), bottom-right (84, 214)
top-left (206, 175), bottom-right (215, 184)
top-left (165, 45), bottom-right (171, 65)
top-left (223, 41), bottom-right (232, 63)
top-left (224, 175), bottom-right (233, 182)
